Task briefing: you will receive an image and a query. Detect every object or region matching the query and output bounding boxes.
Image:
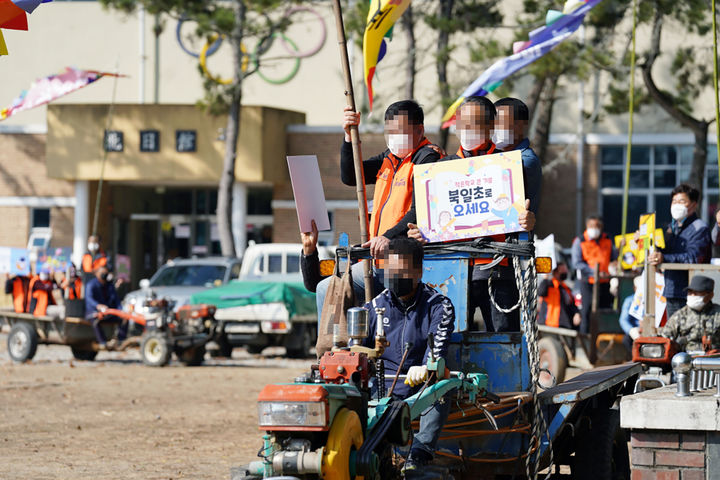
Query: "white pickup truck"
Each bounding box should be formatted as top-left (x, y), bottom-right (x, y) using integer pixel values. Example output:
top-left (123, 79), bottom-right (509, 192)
top-left (191, 243), bottom-right (334, 358)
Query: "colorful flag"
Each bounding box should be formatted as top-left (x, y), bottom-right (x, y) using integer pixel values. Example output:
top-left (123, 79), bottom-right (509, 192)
top-left (0, 67), bottom-right (125, 121)
top-left (1, 0), bottom-right (53, 55)
top-left (441, 0), bottom-right (603, 128)
top-left (363, 0), bottom-right (410, 112)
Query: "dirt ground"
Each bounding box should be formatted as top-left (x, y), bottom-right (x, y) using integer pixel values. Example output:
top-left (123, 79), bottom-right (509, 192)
top-left (0, 334), bottom-right (308, 480)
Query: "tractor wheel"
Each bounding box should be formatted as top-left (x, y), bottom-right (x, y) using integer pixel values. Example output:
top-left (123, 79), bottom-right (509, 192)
top-left (321, 408), bottom-right (364, 480)
top-left (179, 346), bottom-right (206, 366)
top-left (7, 322), bottom-right (38, 363)
top-left (538, 336), bottom-right (567, 386)
top-left (285, 324), bottom-right (315, 359)
top-left (140, 333), bottom-right (171, 367)
top-left (572, 408), bottom-right (630, 480)
top-left (71, 347), bottom-right (98, 361)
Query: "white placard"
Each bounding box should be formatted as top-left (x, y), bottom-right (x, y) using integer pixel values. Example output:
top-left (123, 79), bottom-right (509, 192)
top-left (287, 155), bottom-right (331, 233)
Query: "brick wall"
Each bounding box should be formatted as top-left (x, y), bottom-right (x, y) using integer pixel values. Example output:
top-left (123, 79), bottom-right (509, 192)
top-left (630, 430), bottom-right (709, 480)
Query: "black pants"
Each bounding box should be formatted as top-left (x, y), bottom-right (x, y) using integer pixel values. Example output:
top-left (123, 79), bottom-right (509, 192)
top-left (470, 277), bottom-right (520, 332)
top-left (92, 315), bottom-right (128, 345)
top-left (666, 297), bottom-right (686, 321)
top-left (578, 281), bottom-right (613, 334)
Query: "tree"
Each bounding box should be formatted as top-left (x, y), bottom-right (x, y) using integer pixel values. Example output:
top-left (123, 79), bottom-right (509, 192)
top-left (99, 0), bottom-right (296, 257)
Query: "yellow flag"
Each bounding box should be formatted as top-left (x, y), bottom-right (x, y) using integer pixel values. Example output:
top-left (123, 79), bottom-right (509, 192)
top-left (0, 30), bottom-right (8, 56)
top-left (363, 0), bottom-right (410, 111)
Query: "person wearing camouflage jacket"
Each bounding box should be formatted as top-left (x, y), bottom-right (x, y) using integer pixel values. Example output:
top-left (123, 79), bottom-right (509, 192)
top-left (659, 275), bottom-right (720, 352)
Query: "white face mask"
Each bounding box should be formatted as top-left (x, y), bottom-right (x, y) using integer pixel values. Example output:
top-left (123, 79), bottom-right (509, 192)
top-left (39, 273), bottom-right (49, 281)
top-left (671, 204), bottom-right (689, 222)
top-left (385, 134), bottom-right (413, 158)
top-left (88, 242), bottom-right (99, 252)
top-left (492, 129), bottom-right (514, 149)
top-left (458, 130), bottom-right (485, 151)
top-left (586, 228), bottom-right (601, 240)
top-left (687, 294), bottom-right (707, 311)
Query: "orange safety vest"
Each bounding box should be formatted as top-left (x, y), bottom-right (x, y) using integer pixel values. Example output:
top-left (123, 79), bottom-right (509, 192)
top-left (370, 138), bottom-right (431, 238)
top-left (542, 278), bottom-right (573, 328)
top-left (28, 277), bottom-right (55, 316)
top-left (66, 277), bottom-right (82, 300)
top-left (9, 276), bottom-right (30, 313)
top-left (580, 231), bottom-right (612, 284)
top-left (82, 252), bottom-right (107, 274)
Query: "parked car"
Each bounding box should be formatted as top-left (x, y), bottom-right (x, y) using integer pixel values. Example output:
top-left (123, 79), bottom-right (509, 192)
top-left (194, 243), bottom-right (335, 358)
top-left (122, 257), bottom-right (242, 314)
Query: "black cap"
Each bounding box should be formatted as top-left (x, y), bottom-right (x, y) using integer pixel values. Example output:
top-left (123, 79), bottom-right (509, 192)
top-left (685, 275), bottom-right (715, 293)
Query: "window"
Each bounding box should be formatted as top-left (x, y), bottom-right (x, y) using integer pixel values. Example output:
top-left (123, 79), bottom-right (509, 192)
top-left (599, 144), bottom-right (719, 237)
top-left (286, 254), bottom-right (300, 273)
top-left (31, 208), bottom-right (50, 228)
top-left (230, 262), bottom-right (242, 279)
top-left (268, 254), bottom-right (282, 273)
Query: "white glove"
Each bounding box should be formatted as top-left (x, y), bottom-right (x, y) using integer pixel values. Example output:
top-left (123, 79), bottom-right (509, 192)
top-left (609, 277), bottom-right (619, 297)
top-left (629, 327), bottom-right (641, 340)
top-left (404, 365), bottom-right (429, 387)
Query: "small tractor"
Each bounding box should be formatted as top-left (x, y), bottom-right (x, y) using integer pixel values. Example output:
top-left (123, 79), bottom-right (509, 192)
top-left (231, 238), bottom-right (641, 480)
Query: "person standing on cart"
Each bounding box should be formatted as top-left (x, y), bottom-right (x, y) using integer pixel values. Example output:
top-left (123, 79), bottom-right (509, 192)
top-left (538, 261), bottom-right (581, 329)
top-left (85, 265), bottom-right (126, 349)
top-left (571, 215), bottom-right (618, 334)
top-left (408, 96), bottom-right (539, 332)
top-left (81, 235), bottom-right (108, 286)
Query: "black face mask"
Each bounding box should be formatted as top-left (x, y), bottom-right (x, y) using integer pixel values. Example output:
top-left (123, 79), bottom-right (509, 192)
top-left (100, 272), bottom-right (109, 282)
top-left (558, 273), bottom-right (568, 281)
top-left (384, 276), bottom-right (416, 298)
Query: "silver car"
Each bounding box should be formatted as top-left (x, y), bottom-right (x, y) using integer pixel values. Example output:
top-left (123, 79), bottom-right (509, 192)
top-left (122, 257), bottom-right (242, 313)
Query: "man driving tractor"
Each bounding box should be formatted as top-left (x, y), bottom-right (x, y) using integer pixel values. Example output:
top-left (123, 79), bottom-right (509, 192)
top-left (361, 237), bottom-right (455, 472)
top-left (659, 275), bottom-right (720, 353)
top-left (85, 265), bottom-right (126, 349)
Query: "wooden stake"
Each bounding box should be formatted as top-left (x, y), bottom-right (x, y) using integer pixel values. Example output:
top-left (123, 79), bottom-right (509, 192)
top-left (331, 0), bottom-right (374, 302)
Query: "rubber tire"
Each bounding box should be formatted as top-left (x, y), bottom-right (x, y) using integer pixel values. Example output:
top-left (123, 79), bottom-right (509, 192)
top-left (572, 409), bottom-right (630, 480)
top-left (229, 465), bottom-right (261, 480)
top-left (285, 324), bottom-right (315, 359)
top-left (210, 337), bottom-right (233, 358)
top-left (538, 336), bottom-right (568, 386)
top-left (71, 347), bottom-right (98, 361)
top-left (245, 344), bottom-right (264, 355)
top-left (140, 332), bottom-right (171, 367)
top-left (179, 346), bottom-right (205, 366)
top-left (7, 322), bottom-right (39, 363)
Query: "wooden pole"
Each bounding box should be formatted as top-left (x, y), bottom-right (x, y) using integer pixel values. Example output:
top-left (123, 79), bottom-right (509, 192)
top-left (589, 263), bottom-right (600, 365)
top-left (331, 0), bottom-right (374, 302)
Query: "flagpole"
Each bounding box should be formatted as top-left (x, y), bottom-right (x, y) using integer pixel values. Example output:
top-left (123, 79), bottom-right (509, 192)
top-left (331, 0), bottom-right (374, 302)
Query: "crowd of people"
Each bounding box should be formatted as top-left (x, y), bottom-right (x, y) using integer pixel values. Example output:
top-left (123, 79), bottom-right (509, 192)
top-left (4, 234), bottom-right (125, 349)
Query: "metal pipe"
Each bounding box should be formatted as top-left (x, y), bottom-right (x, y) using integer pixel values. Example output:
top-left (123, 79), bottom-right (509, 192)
top-left (692, 357), bottom-right (720, 371)
top-left (716, 373), bottom-right (720, 398)
top-left (138, 5), bottom-right (145, 103)
top-left (690, 370), bottom-right (697, 392)
top-left (672, 352), bottom-right (692, 397)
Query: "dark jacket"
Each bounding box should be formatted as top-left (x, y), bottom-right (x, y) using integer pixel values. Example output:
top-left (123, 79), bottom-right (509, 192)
top-left (362, 283), bottom-right (455, 398)
top-left (84, 278), bottom-right (120, 319)
top-left (340, 140), bottom-right (441, 239)
top-left (660, 213), bottom-right (711, 299)
top-left (538, 278), bottom-right (579, 329)
top-left (300, 249), bottom-right (324, 293)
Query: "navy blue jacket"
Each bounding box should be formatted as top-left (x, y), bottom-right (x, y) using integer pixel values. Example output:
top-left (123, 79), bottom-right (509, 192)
top-left (362, 283), bottom-right (455, 398)
top-left (85, 278), bottom-right (120, 320)
top-left (660, 213), bottom-right (711, 299)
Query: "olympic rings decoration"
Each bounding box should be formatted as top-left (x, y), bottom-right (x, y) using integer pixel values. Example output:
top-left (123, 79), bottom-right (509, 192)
top-left (176, 6), bottom-right (327, 86)
top-left (199, 34), bottom-right (249, 85)
top-left (252, 32), bottom-right (301, 85)
top-left (176, 17), bottom-right (223, 58)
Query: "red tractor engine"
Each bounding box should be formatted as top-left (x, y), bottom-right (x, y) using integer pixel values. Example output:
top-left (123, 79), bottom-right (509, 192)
top-left (318, 350), bottom-right (370, 389)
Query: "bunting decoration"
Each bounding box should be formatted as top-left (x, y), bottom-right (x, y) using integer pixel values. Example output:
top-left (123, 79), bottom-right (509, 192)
top-left (441, 0), bottom-right (603, 128)
top-left (0, 0), bottom-right (53, 56)
top-left (1, 67), bottom-right (125, 120)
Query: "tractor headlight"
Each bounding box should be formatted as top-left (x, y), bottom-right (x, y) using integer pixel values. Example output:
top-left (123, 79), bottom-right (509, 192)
top-left (639, 344), bottom-right (664, 359)
top-left (258, 401), bottom-right (326, 427)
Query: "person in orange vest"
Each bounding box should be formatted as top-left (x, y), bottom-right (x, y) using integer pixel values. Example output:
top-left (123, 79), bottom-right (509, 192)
top-left (28, 268), bottom-right (57, 316)
top-left (538, 262), bottom-right (581, 329)
top-left (61, 263), bottom-right (83, 300)
top-left (81, 235), bottom-right (108, 285)
top-left (313, 100), bottom-right (443, 321)
top-left (571, 214), bottom-right (618, 334)
top-left (4, 273), bottom-right (31, 313)
top-left (407, 96), bottom-right (538, 332)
